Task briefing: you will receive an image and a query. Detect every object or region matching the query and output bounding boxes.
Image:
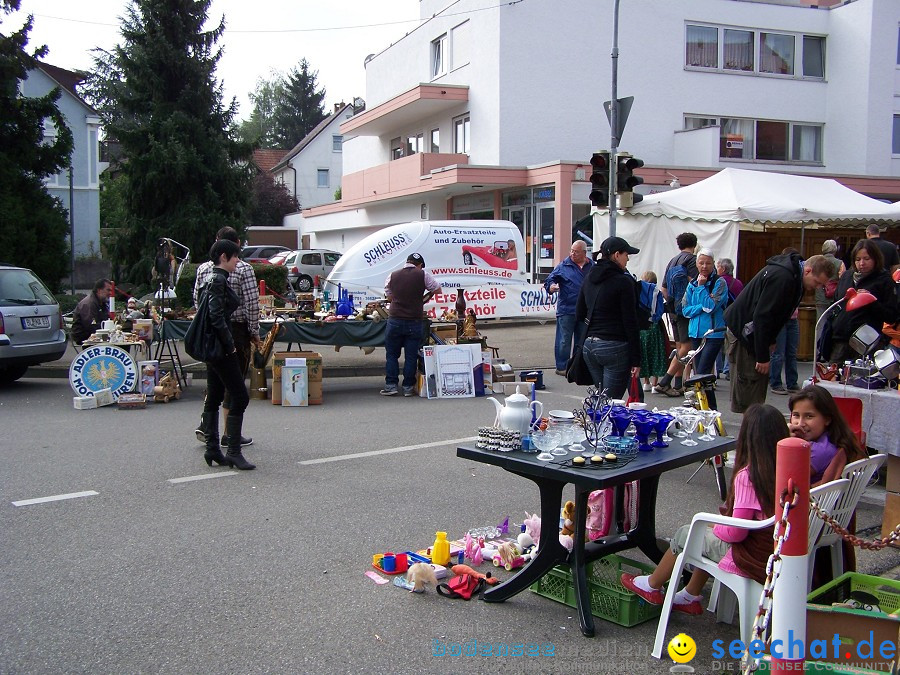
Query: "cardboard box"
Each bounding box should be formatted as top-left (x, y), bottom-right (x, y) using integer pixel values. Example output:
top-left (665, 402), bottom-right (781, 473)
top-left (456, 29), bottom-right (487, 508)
top-left (272, 351), bottom-right (322, 405)
top-left (95, 388), bottom-right (114, 407)
top-left (886, 455), bottom-right (900, 494)
top-left (73, 396), bottom-right (97, 410)
top-left (882, 491), bottom-right (900, 543)
top-left (431, 322), bottom-right (457, 344)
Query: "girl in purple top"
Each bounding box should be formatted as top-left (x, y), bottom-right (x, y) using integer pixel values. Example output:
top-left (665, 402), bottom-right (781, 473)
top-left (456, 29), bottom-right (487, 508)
top-left (621, 404), bottom-right (787, 615)
top-left (788, 385), bottom-right (865, 486)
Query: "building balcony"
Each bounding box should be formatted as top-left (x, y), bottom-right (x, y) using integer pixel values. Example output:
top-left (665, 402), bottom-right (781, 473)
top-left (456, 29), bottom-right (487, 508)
top-left (340, 152), bottom-right (470, 204)
top-left (340, 84), bottom-right (469, 137)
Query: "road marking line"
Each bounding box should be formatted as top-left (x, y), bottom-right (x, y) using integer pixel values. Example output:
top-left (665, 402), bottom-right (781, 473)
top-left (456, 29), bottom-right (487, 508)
top-left (299, 436), bottom-right (477, 465)
top-left (168, 472), bottom-right (238, 484)
top-left (12, 491), bottom-right (99, 507)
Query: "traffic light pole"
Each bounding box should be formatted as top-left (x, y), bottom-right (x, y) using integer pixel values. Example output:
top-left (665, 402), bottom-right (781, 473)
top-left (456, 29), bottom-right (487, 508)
top-left (608, 0), bottom-right (621, 237)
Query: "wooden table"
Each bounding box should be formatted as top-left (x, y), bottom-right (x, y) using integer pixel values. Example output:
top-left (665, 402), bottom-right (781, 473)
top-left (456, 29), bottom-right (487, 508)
top-left (456, 434), bottom-right (737, 637)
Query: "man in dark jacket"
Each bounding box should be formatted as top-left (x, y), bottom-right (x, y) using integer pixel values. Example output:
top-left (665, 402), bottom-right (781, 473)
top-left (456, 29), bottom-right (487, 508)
top-left (381, 252), bottom-right (441, 396)
top-left (71, 278), bottom-right (112, 344)
top-left (724, 253), bottom-right (833, 413)
top-left (866, 224), bottom-right (899, 270)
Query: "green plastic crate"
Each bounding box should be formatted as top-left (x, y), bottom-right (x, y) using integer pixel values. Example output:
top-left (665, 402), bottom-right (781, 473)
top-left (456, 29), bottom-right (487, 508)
top-left (530, 554), bottom-right (662, 627)
top-left (808, 572), bottom-right (900, 614)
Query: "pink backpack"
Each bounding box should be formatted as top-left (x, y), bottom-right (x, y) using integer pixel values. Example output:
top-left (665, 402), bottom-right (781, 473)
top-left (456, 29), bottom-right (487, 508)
top-left (587, 482), bottom-right (639, 540)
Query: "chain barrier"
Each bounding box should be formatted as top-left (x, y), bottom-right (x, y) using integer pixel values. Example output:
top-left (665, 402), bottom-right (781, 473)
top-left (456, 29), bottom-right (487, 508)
top-left (808, 494), bottom-right (900, 550)
top-left (740, 486), bottom-right (797, 674)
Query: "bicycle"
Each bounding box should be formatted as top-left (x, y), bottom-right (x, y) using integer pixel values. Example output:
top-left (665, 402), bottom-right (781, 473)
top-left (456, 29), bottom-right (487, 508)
top-left (670, 327), bottom-right (730, 501)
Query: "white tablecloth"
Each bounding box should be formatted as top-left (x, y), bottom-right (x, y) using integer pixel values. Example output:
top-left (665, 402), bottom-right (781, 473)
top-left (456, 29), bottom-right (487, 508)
top-left (818, 381), bottom-right (900, 456)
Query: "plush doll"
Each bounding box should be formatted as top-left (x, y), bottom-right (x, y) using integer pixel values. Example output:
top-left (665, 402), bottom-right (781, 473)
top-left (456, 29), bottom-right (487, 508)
top-left (406, 563), bottom-right (438, 593)
top-left (517, 532), bottom-right (535, 560)
top-left (560, 501), bottom-right (575, 537)
top-left (523, 512), bottom-right (541, 547)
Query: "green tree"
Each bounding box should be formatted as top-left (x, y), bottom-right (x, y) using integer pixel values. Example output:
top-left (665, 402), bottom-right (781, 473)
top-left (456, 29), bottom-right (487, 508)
top-left (84, 0), bottom-right (252, 284)
top-left (0, 0), bottom-right (74, 291)
top-left (237, 73), bottom-right (284, 148)
top-left (273, 59), bottom-right (326, 149)
top-left (249, 172), bottom-right (299, 226)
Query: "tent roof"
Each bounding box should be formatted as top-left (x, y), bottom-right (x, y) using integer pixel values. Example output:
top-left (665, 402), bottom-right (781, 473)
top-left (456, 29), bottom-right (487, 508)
top-left (629, 167), bottom-right (900, 225)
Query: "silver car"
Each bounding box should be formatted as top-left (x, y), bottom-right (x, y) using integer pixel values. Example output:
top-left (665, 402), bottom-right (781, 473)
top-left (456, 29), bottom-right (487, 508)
top-left (279, 249), bottom-right (342, 292)
top-left (0, 265), bottom-right (67, 384)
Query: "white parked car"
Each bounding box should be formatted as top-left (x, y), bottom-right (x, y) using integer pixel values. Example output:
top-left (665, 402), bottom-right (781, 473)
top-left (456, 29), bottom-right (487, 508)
top-left (275, 250), bottom-right (341, 292)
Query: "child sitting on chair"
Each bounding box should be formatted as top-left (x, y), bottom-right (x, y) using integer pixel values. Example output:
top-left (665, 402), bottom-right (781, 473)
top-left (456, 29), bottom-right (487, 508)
top-left (621, 404), bottom-right (787, 614)
top-left (787, 384), bottom-right (865, 486)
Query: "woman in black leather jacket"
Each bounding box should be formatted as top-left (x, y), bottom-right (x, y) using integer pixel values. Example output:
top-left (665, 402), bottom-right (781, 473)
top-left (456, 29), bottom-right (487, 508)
top-left (829, 238), bottom-right (899, 364)
top-left (199, 240), bottom-right (255, 470)
top-left (575, 236), bottom-right (641, 399)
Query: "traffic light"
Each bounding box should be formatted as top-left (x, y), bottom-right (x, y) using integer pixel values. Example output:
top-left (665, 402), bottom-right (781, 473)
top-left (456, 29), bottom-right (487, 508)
top-left (616, 153), bottom-right (644, 207)
top-left (589, 151), bottom-right (610, 208)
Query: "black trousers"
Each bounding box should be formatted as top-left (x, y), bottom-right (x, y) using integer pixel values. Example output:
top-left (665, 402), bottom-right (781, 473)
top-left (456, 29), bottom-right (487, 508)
top-left (223, 321), bottom-right (252, 409)
top-left (204, 352), bottom-right (249, 419)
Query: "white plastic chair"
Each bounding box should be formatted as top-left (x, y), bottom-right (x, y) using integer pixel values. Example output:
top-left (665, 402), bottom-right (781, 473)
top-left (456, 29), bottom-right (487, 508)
top-left (807, 454), bottom-right (887, 590)
top-left (651, 479), bottom-right (849, 659)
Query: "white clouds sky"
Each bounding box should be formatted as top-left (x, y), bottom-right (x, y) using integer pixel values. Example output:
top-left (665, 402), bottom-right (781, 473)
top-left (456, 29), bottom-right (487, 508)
top-left (7, 0), bottom-right (421, 119)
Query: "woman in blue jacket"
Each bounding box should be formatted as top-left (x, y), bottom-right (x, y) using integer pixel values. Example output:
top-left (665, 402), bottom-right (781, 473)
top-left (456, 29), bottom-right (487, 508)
top-left (681, 248), bottom-right (727, 408)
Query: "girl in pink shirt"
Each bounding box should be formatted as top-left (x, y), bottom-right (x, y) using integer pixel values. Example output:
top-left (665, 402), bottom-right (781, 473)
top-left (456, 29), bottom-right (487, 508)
top-left (621, 404), bottom-right (787, 615)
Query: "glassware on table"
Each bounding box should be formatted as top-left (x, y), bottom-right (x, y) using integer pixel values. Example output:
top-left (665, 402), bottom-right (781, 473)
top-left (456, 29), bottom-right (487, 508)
top-left (651, 412), bottom-right (674, 448)
top-left (610, 408), bottom-right (632, 437)
top-left (668, 406), bottom-right (691, 437)
top-left (698, 410), bottom-right (721, 442)
top-left (679, 413), bottom-right (701, 446)
top-left (631, 413), bottom-right (656, 452)
top-left (549, 421), bottom-right (575, 456)
top-left (531, 426), bottom-right (560, 461)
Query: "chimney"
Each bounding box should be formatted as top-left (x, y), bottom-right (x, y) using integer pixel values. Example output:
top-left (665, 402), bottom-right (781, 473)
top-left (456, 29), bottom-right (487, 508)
top-left (334, 102), bottom-right (345, 113)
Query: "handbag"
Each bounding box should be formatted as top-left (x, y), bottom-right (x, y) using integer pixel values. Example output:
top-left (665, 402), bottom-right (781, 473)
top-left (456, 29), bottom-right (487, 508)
top-left (565, 346), bottom-right (593, 385)
top-left (625, 372), bottom-right (643, 405)
top-left (824, 278), bottom-right (838, 300)
top-left (184, 288), bottom-right (224, 362)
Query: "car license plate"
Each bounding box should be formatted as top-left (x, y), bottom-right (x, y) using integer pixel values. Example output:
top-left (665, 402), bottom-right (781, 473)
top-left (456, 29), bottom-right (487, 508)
top-left (22, 316), bottom-right (50, 329)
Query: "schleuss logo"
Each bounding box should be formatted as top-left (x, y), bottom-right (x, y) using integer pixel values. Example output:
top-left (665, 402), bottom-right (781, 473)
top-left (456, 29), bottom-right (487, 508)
top-left (69, 345), bottom-right (137, 399)
top-left (363, 232), bottom-right (411, 266)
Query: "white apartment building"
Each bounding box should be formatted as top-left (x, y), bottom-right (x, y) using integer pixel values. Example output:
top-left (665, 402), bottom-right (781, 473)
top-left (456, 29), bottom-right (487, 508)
top-left (303, 0), bottom-right (900, 278)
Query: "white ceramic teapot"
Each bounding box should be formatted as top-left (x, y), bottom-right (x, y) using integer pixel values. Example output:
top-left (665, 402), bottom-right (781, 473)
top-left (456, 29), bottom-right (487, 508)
top-left (488, 385), bottom-right (543, 436)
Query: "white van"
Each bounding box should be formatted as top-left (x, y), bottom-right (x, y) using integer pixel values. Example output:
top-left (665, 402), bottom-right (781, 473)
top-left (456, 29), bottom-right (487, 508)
top-left (326, 221), bottom-right (555, 319)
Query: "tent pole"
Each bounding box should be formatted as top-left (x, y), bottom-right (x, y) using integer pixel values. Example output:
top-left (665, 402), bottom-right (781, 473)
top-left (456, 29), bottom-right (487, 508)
top-left (800, 222), bottom-right (806, 257)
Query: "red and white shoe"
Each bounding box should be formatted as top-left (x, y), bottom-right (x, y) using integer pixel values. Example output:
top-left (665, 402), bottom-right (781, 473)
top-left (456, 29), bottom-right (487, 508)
top-left (620, 573), bottom-right (665, 605)
top-left (672, 599), bottom-right (704, 615)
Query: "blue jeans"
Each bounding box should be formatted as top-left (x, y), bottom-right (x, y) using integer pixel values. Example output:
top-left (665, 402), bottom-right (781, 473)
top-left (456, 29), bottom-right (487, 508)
top-left (582, 337), bottom-right (631, 399)
top-left (555, 314), bottom-right (586, 371)
top-left (770, 319), bottom-right (799, 389)
top-left (384, 318), bottom-right (424, 388)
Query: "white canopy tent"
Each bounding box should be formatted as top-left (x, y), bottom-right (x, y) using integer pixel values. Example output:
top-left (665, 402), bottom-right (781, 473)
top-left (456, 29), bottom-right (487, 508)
top-left (592, 167), bottom-right (900, 279)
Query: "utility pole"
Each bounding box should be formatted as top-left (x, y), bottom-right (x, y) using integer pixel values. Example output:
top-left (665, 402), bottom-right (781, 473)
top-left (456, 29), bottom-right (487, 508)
top-left (608, 0), bottom-right (621, 237)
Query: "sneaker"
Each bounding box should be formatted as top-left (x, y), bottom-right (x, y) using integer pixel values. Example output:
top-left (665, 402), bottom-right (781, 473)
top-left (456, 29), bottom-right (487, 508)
top-left (771, 385), bottom-right (788, 395)
top-left (380, 386), bottom-right (399, 396)
top-left (672, 599), bottom-right (704, 615)
top-left (620, 573), bottom-right (665, 605)
top-left (402, 386), bottom-right (415, 397)
top-left (642, 383), bottom-right (651, 391)
top-left (787, 385), bottom-right (802, 393)
top-left (555, 369), bottom-right (567, 376)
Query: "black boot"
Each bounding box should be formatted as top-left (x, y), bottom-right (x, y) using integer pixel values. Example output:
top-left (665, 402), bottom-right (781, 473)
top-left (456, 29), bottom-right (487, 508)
top-left (225, 414), bottom-right (255, 471)
top-left (195, 411), bottom-right (212, 443)
top-left (203, 414), bottom-right (229, 467)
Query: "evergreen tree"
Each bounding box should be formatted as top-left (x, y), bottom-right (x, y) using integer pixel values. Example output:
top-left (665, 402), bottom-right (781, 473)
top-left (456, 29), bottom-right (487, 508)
top-left (273, 59), bottom-right (326, 149)
top-left (84, 0), bottom-right (252, 284)
top-left (0, 0), bottom-right (74, 291)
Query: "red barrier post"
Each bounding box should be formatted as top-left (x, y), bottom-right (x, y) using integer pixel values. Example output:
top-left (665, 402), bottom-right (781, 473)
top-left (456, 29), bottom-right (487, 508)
top-left (771, 436), bottom-right (810, 671)
top-left (259, 279), bottom-right (266, 297)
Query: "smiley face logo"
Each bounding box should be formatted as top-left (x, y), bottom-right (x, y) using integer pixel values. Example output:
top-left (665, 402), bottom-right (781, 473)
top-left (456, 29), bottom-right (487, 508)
top-left (667, 633), bottom-right (696, 664)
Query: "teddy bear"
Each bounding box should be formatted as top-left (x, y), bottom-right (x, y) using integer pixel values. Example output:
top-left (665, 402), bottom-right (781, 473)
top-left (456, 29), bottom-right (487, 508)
top-left (560, 500), bottom-right (576, 538)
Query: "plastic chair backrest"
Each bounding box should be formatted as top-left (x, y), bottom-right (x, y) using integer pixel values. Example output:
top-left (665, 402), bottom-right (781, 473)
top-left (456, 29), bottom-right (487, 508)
top-left (808, 479), bottom-right (850, 547)
top-left (828, 454), bottom-right (887, 532)
top-left (833, 397), bottom-right (864, 443)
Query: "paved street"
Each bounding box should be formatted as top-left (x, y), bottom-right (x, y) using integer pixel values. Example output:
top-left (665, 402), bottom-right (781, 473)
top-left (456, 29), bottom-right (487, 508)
top-left (2, 321), bottom-right (896, 674)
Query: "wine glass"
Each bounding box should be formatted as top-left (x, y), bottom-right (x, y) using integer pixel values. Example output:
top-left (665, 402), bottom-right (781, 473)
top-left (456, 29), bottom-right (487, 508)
top-left (532, 427), bottom-right (560, 461)
top-left (632, 413), bottom-right (656, 452)
top-left (680, 413), bottom-right (701, 446)
top-left (651, 412), bottom-right (674, 448)
top-left (668, 406), bottom-right (691, 438)
top-left (550, 422), bottom-right (574, 456)
top-left (698, 410), bottom-right (721, 442)
top-left (610, 409), bottom-right (632, 437)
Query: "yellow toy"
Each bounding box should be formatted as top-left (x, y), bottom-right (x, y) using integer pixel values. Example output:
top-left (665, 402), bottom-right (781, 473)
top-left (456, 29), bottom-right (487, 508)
top-left (560, 500), bottom-right (575, 537)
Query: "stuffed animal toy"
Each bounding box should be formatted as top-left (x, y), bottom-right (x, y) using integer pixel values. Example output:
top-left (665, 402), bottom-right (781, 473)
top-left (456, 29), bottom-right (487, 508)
top-left (406, 563), bottom-right (438, 593)
top-left (560, 501), bottom-right (575, 537)
top-left (523, 512), bottom-right (541, 547)
top-left (517, 532), bottom-right (536, 560)
top-left (451, 564), bottom-right (499, 585)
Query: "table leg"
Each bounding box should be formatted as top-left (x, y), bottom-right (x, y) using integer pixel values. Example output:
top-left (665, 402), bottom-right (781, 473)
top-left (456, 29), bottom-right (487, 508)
top-left (482, 474), bottom-right (568, 603)
top-left (571, 486), bottom-right (595, 637)
top-left (628, 475), bottom-right (666, 563)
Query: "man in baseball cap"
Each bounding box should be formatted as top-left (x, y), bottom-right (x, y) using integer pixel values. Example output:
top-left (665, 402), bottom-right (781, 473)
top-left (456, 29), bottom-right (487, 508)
top-left (381, 252), bottom-right (441, 396)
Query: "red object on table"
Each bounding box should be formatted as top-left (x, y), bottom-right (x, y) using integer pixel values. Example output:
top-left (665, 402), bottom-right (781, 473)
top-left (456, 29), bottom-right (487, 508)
top-left (259, 279), bottom-right (266, 296)
top-left (833, 397), bottom-right (866, 447)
